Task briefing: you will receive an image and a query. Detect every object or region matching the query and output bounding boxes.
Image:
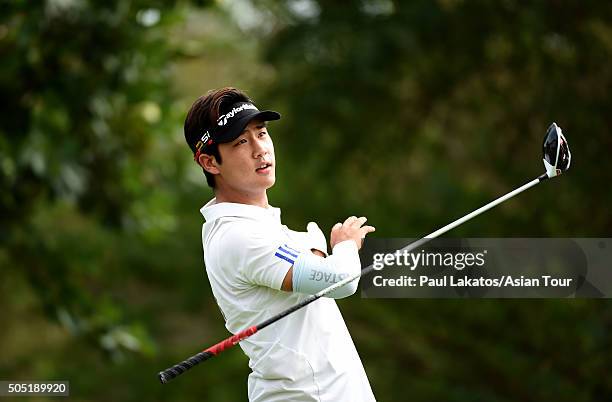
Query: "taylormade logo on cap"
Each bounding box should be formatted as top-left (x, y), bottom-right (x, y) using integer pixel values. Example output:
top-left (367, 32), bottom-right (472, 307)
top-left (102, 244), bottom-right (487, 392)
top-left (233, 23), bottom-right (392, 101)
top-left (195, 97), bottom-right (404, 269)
top-left (217, 103), bottom-right (258, 127)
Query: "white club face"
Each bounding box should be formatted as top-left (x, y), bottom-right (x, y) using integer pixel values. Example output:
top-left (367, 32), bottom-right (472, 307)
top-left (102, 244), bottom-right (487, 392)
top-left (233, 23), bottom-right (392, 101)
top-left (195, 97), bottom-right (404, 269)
top-left (543, 122), bottom-right (571, 178)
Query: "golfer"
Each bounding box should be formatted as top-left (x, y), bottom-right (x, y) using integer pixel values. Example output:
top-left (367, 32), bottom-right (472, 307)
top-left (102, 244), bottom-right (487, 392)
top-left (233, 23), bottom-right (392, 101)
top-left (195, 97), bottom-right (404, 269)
top-left (184, 87), bottom-right (376, 402)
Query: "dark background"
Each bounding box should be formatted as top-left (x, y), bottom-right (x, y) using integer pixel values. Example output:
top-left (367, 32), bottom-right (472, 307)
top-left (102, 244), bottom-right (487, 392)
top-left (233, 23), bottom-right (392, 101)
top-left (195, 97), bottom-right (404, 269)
top-left (1, 1), bottom-right (611, 401)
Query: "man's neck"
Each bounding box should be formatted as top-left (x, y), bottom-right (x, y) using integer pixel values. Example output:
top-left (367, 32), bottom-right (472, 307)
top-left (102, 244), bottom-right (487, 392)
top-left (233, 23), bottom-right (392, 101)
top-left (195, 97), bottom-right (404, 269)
top-left (214, 188), bottom-right (269, 208)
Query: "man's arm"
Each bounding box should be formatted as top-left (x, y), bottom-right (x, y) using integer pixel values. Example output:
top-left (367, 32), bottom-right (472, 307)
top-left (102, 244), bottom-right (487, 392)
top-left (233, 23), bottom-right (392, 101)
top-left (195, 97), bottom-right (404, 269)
top-left (281, 248), bottom-right (325, 291)
top-left (281, 216), bottom-right (375, 297)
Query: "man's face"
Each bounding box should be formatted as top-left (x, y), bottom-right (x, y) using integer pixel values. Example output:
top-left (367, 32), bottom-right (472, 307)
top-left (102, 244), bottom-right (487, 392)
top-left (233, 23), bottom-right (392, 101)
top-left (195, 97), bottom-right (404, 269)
top-left (214, 119), bottom-right (276, 195)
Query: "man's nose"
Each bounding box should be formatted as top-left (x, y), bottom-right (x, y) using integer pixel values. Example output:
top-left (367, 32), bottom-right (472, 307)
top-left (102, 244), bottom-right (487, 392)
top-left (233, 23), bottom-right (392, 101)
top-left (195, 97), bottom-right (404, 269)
top-left (252, 138), bottom-right (269, 158)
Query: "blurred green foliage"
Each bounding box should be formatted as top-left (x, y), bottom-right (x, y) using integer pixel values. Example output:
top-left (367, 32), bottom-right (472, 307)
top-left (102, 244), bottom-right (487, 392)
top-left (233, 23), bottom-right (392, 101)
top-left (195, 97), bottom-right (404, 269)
top-left (1, 1), bottom-right (611, 401)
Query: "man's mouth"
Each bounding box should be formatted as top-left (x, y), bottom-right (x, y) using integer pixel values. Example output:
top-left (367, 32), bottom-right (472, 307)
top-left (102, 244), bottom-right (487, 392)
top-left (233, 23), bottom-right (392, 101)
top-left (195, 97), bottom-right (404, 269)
top-left (256, 162), bottom-right (273, 173)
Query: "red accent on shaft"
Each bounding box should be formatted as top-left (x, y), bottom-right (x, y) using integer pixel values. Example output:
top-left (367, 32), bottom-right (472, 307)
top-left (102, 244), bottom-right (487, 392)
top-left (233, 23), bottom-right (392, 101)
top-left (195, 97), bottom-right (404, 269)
top-left (204, 326), bottom-right (258, 356)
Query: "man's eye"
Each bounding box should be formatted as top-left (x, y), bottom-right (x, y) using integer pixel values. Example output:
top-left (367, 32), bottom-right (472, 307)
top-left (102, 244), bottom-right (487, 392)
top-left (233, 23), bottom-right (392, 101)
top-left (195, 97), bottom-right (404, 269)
top-left (259, 131), bottom-right (268, 137)
top-left (234, 139), bottom-right (247, 146)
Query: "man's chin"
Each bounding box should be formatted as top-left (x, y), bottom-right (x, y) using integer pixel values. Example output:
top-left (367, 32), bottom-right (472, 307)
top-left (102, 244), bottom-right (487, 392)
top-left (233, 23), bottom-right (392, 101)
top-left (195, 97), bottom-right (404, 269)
top-left (251, 171), bottom-right (275, 189)
top-left (263, 176), bottom-right (276, 189)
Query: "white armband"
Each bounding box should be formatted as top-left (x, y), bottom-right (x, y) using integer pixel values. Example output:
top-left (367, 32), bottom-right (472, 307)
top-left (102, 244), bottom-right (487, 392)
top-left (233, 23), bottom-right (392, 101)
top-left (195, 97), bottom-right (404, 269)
top-left (292, 240), bottom-right (361, 299)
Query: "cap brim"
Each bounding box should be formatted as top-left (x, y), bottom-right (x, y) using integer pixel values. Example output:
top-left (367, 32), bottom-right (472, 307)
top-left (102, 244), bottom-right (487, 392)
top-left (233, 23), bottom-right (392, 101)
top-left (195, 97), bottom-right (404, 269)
top-left (216, 110), bottom-right (281, 144)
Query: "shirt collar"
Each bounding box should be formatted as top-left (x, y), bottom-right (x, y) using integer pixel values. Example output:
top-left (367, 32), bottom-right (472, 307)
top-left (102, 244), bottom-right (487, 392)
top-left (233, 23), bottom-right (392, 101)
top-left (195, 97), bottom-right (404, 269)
top-left (200, 197), bottom-right (281, 223)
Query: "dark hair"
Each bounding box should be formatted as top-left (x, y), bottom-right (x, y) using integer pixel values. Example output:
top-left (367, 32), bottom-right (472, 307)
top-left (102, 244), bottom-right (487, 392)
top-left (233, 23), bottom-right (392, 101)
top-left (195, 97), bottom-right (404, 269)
top-left (184, 87), bottom-right (252, 188)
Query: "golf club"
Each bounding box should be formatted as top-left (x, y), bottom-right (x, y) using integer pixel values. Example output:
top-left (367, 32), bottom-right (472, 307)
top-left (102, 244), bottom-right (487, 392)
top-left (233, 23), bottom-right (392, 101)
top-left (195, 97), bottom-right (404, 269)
top-left (158, 122), bottom-right (571, 384)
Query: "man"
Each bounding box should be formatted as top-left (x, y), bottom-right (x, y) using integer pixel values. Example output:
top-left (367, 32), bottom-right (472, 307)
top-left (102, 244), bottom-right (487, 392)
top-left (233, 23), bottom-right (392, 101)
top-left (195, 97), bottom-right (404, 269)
top-left (184, 87), bottom-right (376, 402)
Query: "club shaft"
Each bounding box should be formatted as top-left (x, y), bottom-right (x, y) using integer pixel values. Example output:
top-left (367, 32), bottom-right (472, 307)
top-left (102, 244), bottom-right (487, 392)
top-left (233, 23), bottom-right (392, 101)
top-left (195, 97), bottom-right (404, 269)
top-left (316, 175), bottom-right (546, 293)
top-left (425, 176), bottom-right (543, 239)
top-left (159, 174), bottom-right (547, 383)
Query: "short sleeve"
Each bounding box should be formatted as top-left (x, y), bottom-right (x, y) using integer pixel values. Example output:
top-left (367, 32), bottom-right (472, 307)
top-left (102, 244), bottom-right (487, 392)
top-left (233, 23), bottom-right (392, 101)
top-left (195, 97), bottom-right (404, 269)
top-left (220, 223), bottom-right (304, 290)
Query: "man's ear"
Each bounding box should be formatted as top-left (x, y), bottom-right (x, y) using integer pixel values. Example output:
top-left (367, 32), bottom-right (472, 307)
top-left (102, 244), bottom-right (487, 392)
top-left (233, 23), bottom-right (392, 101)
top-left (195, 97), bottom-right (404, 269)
top-left (198, 154), bottom-right (220, 175)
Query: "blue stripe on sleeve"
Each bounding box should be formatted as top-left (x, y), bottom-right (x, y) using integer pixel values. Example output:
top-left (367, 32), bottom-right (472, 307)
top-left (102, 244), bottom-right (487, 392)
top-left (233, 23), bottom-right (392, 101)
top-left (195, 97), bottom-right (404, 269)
top-left (278, 246), bottom-right (299, 258)
top-left (275, 252), bottom-right (295, 265)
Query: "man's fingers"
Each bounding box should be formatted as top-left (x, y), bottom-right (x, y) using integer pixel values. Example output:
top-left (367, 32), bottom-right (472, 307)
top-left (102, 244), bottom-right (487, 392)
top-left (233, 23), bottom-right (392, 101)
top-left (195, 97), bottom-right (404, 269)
top-left (343, 216), bottom-right (357, 226)
top-left (332, 222), bottom-right (342, 231)
top-left (343, 216), bottom-right (367, 228)
top-left (360, 225), bottom-right (376, 237)
top-left (355, 216), bottom-right (367, 227)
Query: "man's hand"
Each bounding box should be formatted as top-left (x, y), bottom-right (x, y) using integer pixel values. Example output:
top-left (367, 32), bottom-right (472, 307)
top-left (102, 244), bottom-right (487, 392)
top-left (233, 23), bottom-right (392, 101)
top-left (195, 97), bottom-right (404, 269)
top-left (330, 216), bottom-right (375, 250)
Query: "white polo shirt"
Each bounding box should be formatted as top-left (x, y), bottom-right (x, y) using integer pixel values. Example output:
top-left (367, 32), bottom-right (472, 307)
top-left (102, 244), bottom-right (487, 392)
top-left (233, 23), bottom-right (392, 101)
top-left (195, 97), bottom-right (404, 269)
top-left (200, 198), bottom-right (376, 402)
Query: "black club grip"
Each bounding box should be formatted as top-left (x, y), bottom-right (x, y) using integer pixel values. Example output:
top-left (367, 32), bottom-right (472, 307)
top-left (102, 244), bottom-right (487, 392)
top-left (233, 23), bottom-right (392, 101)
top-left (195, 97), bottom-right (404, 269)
top-left (158, 351), bottom-right (214, 383)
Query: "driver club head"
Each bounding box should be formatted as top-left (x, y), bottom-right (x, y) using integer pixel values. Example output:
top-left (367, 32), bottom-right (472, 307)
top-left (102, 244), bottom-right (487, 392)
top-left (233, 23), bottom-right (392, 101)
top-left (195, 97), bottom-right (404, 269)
top-left (543, 122), bottom-right (571, 178)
